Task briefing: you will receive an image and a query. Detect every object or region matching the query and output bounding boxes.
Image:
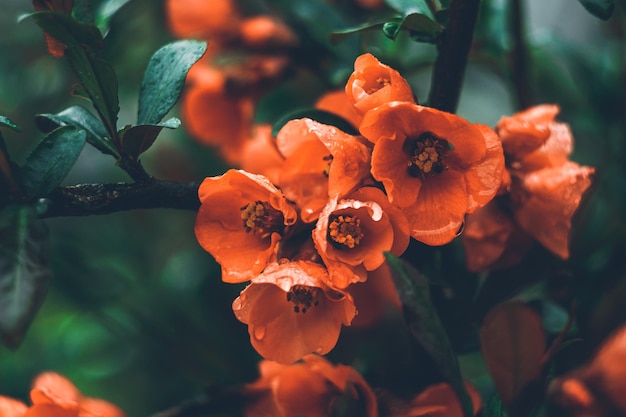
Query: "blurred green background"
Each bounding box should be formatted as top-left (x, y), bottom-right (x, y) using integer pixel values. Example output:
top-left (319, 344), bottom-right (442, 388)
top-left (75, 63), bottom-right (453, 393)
top-left (1, 0), bottom-right (625, 416)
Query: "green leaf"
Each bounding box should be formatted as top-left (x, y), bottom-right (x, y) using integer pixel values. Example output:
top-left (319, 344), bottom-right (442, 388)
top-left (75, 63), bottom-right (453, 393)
top-left (72, 0), bottom-right (95, 25)
top-left (95, 0), bottom-right (132, 34)
top-left (137, 40), bottom-right (207, 125)
top-left (36, 106), bottom-right (118, 157)
top-left (578, 0), bottom-right (614, 20)
top-left (384, 12), bottom-right (441, 42)
top-left (20, 126), bottom-right (87, 199)
top-left (0, 116), bottom-right (20, 132)
top-left (272, 109), bottom-right (358, 137)
top-left (120, 117), bottom-right (181, 159)
top-left (385, 252), bottom-right (474, 417)
top-left (26, 11), bottom-right (119, 136)
top-left (330, 20), bottom-right (389, 43)
top-left (385, 0), bottom-right (437, 21)
top-left (484, 394), bottom-right (508, 417)
top-left (0, 205), bottom-right (51, 350)
top-left (0, 117), bottom-right (20, 191)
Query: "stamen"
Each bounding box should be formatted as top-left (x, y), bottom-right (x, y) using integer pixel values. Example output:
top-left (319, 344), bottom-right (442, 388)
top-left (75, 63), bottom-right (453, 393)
top-left (365, 76), bottom-right (391, 94)
top-left (328, 215), bottom-right (363, 249)
top-left (322, 154), bottom-right (333, 177)
top-left (286, 285), bottom-right (320, 314)
top-left (240, 201), bottom-right (285, 238)
top-left (404, 132), bottom-right (449, 178)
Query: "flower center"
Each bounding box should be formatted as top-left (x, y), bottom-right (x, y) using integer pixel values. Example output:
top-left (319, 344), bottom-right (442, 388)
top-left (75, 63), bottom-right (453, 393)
top-left (286, 285), bottom-right (320, 313)
top-left (404, 132), bottom-right (450, 178)
top-left (328, 215), bottom-right (363, 249)
top-left (240, 201), bottom-right (285, 238)
top-left (366, 76), bottom-right (391, 94)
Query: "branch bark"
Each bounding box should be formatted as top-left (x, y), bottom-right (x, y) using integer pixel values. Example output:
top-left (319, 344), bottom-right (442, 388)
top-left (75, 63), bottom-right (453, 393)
top-left (428, 0), bottom-right (482, 113)
top-left (510, 0), bottom-right (532, 109)
top-left (40, 180), bottom-right (200, 217)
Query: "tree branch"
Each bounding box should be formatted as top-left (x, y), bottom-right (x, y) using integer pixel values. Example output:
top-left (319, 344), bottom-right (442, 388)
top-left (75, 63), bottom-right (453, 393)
top-left (510, 0), bottom-right (532, 109)
top-left (40, 180), bottom-right (200, 217)
top-left (428, 0), bottom-right (481, 113)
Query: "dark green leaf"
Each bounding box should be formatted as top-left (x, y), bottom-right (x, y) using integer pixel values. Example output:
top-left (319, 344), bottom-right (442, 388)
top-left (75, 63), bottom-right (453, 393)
top-left (385, 0), bottom-right (437, 21)
top-left (330, 20), bottom-right (389, 43)
top-left (578, 0), bottom-right (614, 20)
top-left (484, 394), bottom-right (508, 417)
top-left (137, 40), bottom-right (207, 125)
top-left (36, 106), bottom-right (118, 157)
top-left (0, 116), bottom-right (20, 132)
top-left (95, 0), bottom-right (132, 34)
top-left (383, 21), bottom-right (402, 40)
top-left (72, 0), bottom-right (95, 25)
top-left (0, 205), bottom-right (51, 350)
top-left (385, 252), bottom-right (474, 417)
top-left (272, 109), bottom-right (358, 137)
top-left (120, 117), bottom-right (181, 159)
top-left (25, 11), bottom-right (119, 135)
top-left (21, 126), bottom-right (87, 198)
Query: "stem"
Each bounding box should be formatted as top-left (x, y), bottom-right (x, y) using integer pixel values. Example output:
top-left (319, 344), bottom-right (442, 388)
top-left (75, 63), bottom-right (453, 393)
top-left (510, 0), bottom-right (532, 108)
top-left (40, 181), bottom-right (200, 217)
top-left (428, 0), bottom-right (481, 113)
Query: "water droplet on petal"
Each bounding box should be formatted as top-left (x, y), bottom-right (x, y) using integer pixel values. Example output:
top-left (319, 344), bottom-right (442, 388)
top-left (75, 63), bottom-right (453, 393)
top-left (314, 345), bottom-right (324, 354)
top-left (253, 326), bottom-right (266, 341)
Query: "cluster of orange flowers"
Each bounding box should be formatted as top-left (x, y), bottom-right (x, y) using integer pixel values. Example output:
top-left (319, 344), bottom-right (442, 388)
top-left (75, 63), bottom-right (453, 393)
top-left (193, 52), bottom-right (507, 364)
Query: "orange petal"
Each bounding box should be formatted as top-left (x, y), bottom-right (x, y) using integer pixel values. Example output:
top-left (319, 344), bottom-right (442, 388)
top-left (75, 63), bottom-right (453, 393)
top-left (512, 162), bottom-right (594, 258)
top-left (404, 170), bottom-right (467, 246)
top-left (166, 0), bottom-right (241, 39)
top-left (404, 382), bottom-right (482, 417)
top-left (30, 372), bottom-right (81, 408)
top-left (315, 90), bottom-right (363, 129)
top-left (78, 398), bottom-right (126, 417)
top-left (0, 396), bottom-right (28, 417)
top-left (23, 404), bottom-right (76, 417)
top-left (240, 16), bottom-right (298, 49)
top-left (348, 262), bottom-right (402, 328)
top-left (238, 124), bottom-right (285, 184)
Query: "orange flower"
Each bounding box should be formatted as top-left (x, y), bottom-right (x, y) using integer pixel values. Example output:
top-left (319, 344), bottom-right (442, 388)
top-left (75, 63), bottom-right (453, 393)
top-left (391, 382), bottom-right (482, 417)
top-left (194, 169), bottom-right (297, 283)
top-left (166, 0), bottom-right (241, 40)
top-left (276, 118), bottom-right (372, 223)
top-left (315, 89), bottom-right (363, 130)
top-left (0, 372), bottom-right (125, 417)
top-left (463, 105), bottom-right (595, 270)
top-left (548, 324), bottom-right (626, 417)
top-left (360, 101), bottom-right (504, 246)
top-left (240, 16), bottom-right (299, 49)
top-left (312, 187), bottom-right (410, 289)
top-left (238, 124), bottom-right (285, 185)
top-left (181, 61), bottom-right (254, 163)
top-left (232, 261), bottom-right (357, 364)
top-left (346, 53), bottom-right (415, 115)
top-left (244, 355), bottom-right (378, 417)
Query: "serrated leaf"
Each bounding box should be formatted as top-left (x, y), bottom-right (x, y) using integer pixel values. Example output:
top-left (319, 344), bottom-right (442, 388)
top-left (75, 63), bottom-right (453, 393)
top-left (137, 40), bottom-right (207, 125)
top-left (578, 0), bottom-right (614, 20)
top-left (21, 126), bottom-right (87, 198)
top-left (479, 301), bottom-right (546, 407)
top-left (36, 106), bottom-right (118, 157)
top-left (120, 117), bottom-right (181, 159)
top-left (272, 109), bottom-right (358, 137)
top-left (26, 11), bottom-right (119, 135)
top-left (0, 205), bottom-right (51, 350)
top-left (330, 20), bottom-right (388, 43)
top-left (385, 252), bottom-right (474, 417)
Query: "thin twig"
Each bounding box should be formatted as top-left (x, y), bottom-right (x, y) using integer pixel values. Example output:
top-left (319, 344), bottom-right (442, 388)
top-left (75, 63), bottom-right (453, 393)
top-left (428, 0), bottom-right (482, 113)
top-left (510, 0), bottom-right (532, 109)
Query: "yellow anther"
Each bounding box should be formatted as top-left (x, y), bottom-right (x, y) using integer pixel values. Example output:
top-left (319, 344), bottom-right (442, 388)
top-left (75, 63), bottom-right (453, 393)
top-left (328, 215), bottom-right (364, 249)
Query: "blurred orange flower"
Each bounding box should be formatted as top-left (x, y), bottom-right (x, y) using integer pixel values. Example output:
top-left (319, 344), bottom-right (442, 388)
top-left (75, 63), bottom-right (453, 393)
top-left (312, 187), bottom-right (410, 289)
top-left (244, 354), bottom-right (378, 417)
top-left (0, 372), bottom-right (125, 417)
top-left (346, 53), bottom-right (415, 115)
top-left (166, 0), bottom-right (241, 41)
top-left (232, 261), bottom-right (356, 364)
top-left (238, 124), bottom-right (285, 184)
top-left (240, 16), bottom-right (299, 49)
top-left (181, 61), bottom-right (255, 163)
top-left (463, 105), bottom-right (594, 271)
top-left (194, 169), bottom-right (297, 283)
top-left (276, 118), bottom-right (372, 223)
top-left (360, 101), bottom-right (504, 246)
top-left (391, 382), bottom-right (482, 417)
top-left (549, 324), bottom-right (626, 417)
